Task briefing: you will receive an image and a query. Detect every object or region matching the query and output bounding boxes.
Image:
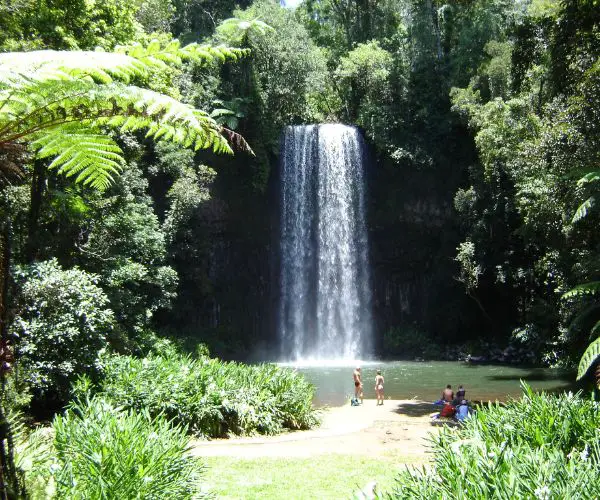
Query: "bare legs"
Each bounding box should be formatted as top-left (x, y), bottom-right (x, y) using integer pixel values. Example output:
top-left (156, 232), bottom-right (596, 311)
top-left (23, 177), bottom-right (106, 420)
top-left (355, 384), bottom-right (363, 404)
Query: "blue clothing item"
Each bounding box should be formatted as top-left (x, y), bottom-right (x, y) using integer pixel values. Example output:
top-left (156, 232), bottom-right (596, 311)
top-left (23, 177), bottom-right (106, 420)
top-left (456, 404), bottom-right (469, 421)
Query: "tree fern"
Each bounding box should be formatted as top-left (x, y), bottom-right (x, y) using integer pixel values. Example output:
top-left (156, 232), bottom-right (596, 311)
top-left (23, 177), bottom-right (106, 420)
top-left (0, 39), bottom-right (250, 190)
top-left (577, 336), bottom-right (600, 383)
top-left (32, 125), bottom-right (123, 190)
top-left (0, 43), bottom-right (247, 84)
top-left (562, 282), bottom-right (600, 300)
top-left (572, 196), bottom-right (595, 223)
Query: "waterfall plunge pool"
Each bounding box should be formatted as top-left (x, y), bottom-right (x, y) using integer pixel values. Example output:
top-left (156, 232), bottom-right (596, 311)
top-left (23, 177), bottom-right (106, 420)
top-left (280, 361), bottom-right (573, 407)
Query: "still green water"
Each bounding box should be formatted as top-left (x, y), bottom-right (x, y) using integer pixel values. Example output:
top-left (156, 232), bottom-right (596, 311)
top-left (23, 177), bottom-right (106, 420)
top-left (291, 361), bottom-right (573, 407)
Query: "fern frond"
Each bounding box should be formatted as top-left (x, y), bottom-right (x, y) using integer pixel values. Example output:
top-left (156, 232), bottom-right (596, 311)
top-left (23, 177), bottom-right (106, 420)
top-left (114, 41), bottom-right (248, 69)
top-left (0, 44), bottom-right (251, 191)
top-left (31, 124), bottom-right (124, 191)
top-left (562, 282), bottom-right (600, 300)
top-left (0, 51), bottom-right (148, 84)
top-left (0, 41), bottom-right (247, 86)
top-left (577, 336), bottom-right (600, 381)
top-left (216, 17), bottom-right (275, 43)
top-left (576, 169), bottom-right (600, 187)
top-left (566, 302), bottom-right (600, 337)
top-left (572, 197), bottom-right (595, 223)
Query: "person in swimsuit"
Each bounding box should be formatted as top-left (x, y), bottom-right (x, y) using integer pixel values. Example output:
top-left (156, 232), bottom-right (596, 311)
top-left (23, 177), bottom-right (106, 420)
top-left (442, 384), bottom-right (454, 402)
top-left (375, 369), bottom-right (385, 405)
top-left (353, 367), bottom-right (363, 404)
top-left (456, 385), bottom-right (466, 401)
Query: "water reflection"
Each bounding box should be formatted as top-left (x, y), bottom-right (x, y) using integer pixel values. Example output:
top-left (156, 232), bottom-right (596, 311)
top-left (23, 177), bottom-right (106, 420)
top-left (289, 361), bottom-right (574, 407)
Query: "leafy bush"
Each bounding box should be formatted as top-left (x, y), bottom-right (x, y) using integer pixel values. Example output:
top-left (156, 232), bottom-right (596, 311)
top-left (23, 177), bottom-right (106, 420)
top-left (82, 353), bottom-right (319, 437)
top-left (383, 325), bottom-right (442, 359)
top-left (10, 411), bottom-right (54, 499)
top-left (387, 385), bottom-right (600, 498)
top-left (10, 259), bottom-right (114, 400)
top-left (52, 397), bottom-right (203, 499)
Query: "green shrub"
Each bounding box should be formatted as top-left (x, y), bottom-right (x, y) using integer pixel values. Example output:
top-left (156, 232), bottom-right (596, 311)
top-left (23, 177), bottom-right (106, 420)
top-left (11, 259), bottom-right (114, 401)
top-left (383, 325), bottom-right (441, 359)
top-left (387, 385), bottom-right (600, 499)
top-left (82, 353), bottom-right (319, 437)
top-left (11, 411), bottom-right (54, 499)
top-left (52, 396), bottom-right (203, 499)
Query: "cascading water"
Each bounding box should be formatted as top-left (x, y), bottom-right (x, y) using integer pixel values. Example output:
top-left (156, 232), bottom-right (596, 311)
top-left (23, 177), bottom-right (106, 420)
top-left (279, 124), bottom-right (372, 361)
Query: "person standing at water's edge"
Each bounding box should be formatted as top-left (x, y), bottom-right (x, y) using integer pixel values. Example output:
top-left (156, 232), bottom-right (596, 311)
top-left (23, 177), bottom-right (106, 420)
top-left (353, 367), bottom-right (363, 404)
top-left (375, 370), bottom-right (384, 405)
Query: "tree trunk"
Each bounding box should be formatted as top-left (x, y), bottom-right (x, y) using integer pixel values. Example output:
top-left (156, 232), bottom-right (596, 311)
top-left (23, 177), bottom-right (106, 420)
top-left (427, 0), bottom-right (443, 62)
top-left (0, 220), bottom-right (20, 499)
top-left (25, 161), bottom-right (46, 263)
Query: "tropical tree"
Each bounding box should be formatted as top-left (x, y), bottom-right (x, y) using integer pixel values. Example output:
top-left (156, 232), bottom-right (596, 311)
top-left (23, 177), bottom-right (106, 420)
top-left (0, 42), bottom-right (247, 190)
top-left (0, 38), bottom-right (247, 498)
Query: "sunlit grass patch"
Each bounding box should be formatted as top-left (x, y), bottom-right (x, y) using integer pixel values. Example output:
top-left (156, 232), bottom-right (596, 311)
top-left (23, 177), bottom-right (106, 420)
top-left (202, 454), bottom-right (423, 499)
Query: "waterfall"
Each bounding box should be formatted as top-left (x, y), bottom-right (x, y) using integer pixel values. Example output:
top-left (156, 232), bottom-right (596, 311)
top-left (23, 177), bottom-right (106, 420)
top-left (279, 124), bottom-right (372, 361)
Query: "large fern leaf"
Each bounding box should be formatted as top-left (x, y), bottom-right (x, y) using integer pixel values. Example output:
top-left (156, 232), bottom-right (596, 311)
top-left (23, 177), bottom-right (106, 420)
top-left (31, 125), bottom-right (124, 191)
top-left (576, 169), bottom-right (600, 187)
top-left (572, 196), bottom-right (595, 223)
top-left (0, 42), bottom-right (251, 191)
top-left (0, 44), bottom-right (247, 84)
top-left (562, 282), bottom-right (600, 300)
top-left (577, 336), bottom-right (600, 381)
top-left (0, 51), bottom-right (148, 84)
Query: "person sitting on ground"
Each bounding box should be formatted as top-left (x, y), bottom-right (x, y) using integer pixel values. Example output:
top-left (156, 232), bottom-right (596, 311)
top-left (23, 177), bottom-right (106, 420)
top-left (353, 367), bottom-right (363, 404)
top-left (456, 385), bottom-right (466, 401)
top-left (455, 399), bottom-right (470, 422)
top-left (439, 401), bottom-right (456, 419)
top-left (442, 384), bottom-right (454, 402)
top-left (374, 370), bottom-right (384, 406)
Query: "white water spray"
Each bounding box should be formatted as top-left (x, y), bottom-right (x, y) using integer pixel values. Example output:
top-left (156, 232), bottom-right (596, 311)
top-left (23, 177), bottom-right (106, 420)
top-left (279, 124), bottom-right (372, 361)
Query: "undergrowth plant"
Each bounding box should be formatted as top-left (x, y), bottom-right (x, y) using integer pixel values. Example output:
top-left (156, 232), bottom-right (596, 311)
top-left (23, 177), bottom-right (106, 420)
top-left (52, 396), bottom-right (203, 499)
top-left (77, 353), bottom-right (319, 437)
top-left (387, 384), bottom-right (600, 499)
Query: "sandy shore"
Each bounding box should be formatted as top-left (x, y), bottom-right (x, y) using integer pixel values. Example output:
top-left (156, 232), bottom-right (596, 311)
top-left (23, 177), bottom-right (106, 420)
top-left (190, 399), bottom-right (438, 460)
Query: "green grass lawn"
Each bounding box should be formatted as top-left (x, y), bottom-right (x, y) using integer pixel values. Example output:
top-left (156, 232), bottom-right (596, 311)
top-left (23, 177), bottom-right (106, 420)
top-left (201, 454), bottom-right (423, 499)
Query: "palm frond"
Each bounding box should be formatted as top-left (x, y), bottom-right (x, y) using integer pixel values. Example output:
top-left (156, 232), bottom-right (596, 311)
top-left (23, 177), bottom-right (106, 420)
top-left (577, 336), bottom-right (600, 381)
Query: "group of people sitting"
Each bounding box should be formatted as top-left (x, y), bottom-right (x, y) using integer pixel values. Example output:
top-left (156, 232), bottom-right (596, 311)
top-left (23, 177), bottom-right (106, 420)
top-left (433, 384), bottom-right (471, 422)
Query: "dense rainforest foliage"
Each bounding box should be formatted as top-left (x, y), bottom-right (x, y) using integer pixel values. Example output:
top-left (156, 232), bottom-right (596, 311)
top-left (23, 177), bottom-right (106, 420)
top-left (0, 0), bottom-right (599, 497)
top-left (2, 0), bottom-right (599, 370)
top-left (1, 0), bottom-right (599, 407)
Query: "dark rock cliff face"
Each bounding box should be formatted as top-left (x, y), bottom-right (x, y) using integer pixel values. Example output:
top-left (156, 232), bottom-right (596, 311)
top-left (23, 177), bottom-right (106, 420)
top-left (160, 151), bottom-right (279, 360)
top-left (368, 159), bottom-right (475, 353)
top-left (162, 132), bottom-right (484, 360)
